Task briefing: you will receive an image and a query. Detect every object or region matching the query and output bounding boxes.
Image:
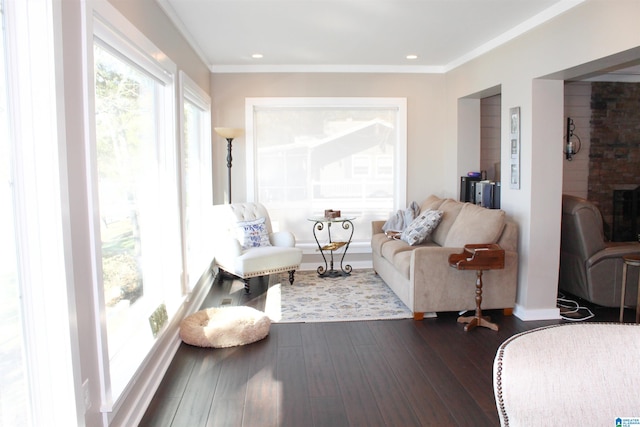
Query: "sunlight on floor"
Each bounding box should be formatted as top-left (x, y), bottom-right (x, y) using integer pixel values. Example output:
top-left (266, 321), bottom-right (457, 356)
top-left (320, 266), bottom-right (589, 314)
top-left (264, 282), bottom-right (283, 322)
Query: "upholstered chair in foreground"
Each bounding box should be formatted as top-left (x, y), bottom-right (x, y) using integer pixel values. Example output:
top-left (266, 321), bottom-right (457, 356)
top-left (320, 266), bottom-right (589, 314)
top-left (494, 323), bottom-right (640, 426)
top-left (211, 202), bottom-right (302, 293)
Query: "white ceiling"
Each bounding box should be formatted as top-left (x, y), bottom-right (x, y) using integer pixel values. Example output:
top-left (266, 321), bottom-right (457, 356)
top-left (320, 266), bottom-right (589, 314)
top-left (158, 0), bottom-right (586, 73)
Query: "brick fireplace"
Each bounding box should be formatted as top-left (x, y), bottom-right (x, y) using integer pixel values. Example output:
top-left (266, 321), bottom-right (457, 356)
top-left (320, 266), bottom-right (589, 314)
top-left (588, 82), bottom-right (640, 241)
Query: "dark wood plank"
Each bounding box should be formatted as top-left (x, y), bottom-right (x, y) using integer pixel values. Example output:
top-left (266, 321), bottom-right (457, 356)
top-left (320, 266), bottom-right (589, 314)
top-left (309, 396), bottom-right (349, 427)
top-left (241, 333), bottom-right (280, 426)
top-left (401, 320), bottom-right (495, 426)
top-left (170, 347), bottom-right (224, 426)
top-left (300, 323), bottom-right (341, 399)
top-left (412, 315), bottom-right (501, 423)
top-left (138, 344), bottom-right (203, 426)
top-left (277, 346), bottom-right (313, 427)
top-left (322, 322), bottom-right (386, 427)
top-left (366, 320), bottom-right (459, 426)
top-left (138, 396), bottom-right (180, 427)
top-left (273, 321), bottom-right (302, 348)
top-left (341, 320), bottom-right (377, 346)
top-left (206, 347), bottom-right (250, 426)
top-left (353, 343), bottom-right (423, 426)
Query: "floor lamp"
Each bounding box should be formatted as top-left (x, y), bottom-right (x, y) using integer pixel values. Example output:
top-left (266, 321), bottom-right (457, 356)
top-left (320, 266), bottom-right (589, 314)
top-left (214, 127), bottom-right (244, 204)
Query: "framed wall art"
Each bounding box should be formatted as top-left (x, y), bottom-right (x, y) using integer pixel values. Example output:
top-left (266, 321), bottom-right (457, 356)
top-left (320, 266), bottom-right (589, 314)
top-left (509, 107), bottom-right (520, 189)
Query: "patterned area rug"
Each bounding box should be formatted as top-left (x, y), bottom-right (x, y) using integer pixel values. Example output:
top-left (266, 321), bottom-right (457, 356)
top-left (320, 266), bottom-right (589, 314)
top-left (264, 269), bottom-right (412, 323)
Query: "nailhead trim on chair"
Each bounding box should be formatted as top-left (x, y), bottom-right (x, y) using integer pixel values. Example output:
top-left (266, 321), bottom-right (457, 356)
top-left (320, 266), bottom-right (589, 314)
top-left (235, 264), bottom-right (301, 279)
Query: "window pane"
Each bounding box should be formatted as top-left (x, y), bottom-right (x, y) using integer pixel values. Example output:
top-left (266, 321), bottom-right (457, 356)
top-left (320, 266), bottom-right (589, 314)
top-left (253, 104), bottom-right (399, 244)
top-left (94, 43), bottom-right (179, 396)
top-left (183, 99), bottom-right (205, 289)
top-left (0, 5), bottom-right (31, 423)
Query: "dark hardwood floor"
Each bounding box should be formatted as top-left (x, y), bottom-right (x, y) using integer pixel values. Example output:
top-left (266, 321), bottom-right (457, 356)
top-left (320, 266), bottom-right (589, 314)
top-left (140, 272), bottom-right (626, 427)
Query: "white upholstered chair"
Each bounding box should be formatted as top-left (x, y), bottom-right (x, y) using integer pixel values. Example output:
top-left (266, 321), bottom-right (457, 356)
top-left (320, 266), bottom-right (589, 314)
top-left (494, 323), bottom-right (640, 426)
top-left (211, 202), bottom-right (302, 293)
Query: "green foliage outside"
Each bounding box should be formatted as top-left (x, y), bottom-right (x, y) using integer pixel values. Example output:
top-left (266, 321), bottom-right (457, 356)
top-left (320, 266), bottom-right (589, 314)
top-left (94, 44), bottom-right (153, 308)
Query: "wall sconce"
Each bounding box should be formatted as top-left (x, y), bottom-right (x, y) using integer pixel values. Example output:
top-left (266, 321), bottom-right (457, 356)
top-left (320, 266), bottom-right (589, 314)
top-left (564, 117), bottom-right (581, 161)
top-left (214, 127), bottom-right (244, 203)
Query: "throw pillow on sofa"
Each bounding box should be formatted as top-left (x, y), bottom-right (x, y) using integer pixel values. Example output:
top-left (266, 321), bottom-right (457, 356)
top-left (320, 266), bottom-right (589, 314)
top-left (400, 209), bottom-right (443, 246)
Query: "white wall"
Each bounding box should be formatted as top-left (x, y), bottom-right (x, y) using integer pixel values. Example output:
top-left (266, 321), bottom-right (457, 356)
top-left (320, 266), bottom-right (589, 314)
top-left (444, 0), bottom-right (640, 319)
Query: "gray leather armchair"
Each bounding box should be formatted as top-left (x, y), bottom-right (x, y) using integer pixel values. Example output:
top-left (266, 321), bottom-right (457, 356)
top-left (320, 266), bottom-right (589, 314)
top-left (559, 194), bottom-right (640, 307)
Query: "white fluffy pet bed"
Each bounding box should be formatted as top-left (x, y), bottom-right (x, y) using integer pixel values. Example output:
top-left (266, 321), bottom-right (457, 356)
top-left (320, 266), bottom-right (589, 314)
top-left (179, 306), bottom-right (271, 348)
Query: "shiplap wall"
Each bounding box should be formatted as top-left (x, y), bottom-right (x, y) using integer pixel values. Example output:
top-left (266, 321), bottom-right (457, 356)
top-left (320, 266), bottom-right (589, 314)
top-left (479, 86), bottom-right (591, 197)
top-left (481, 94), bottom-right (502, 182)
top-left (562, 82), bottom-right (591, 198)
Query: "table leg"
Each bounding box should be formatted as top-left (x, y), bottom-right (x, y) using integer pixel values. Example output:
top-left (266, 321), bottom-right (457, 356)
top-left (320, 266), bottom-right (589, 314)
top-left (338, 220), bottom-right (354, 275)
top-left (457, 270), bottom-right (499, 331)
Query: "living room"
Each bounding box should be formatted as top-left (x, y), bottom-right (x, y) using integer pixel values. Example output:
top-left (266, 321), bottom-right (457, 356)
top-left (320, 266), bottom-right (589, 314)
top-left (4, 1), bottom-right (640, 426)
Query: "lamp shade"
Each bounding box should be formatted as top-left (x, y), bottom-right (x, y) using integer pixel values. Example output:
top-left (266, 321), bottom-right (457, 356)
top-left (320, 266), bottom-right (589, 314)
top-left (214, 127), bottom-right (244, 139)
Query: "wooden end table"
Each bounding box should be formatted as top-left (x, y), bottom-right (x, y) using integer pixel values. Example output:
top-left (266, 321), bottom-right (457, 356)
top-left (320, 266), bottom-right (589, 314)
top-left (449, 244), bottom-right (505, 332)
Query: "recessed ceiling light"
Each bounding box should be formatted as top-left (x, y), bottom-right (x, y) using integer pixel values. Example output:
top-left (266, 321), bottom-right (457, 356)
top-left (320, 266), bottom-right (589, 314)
top-left (252, 53), bottom-right (263, 59)
top-left (406, 54), bottom-right (418, 60)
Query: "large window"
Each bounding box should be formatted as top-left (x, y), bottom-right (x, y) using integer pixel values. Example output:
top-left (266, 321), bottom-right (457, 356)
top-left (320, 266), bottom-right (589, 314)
top-left (179, 71), bottom-right (213, 292)
top-left (1, 0), bottom-right (77, 424)
top-left (92, 10), bottom-right (180, 401)
top-left (246, 98), bottom-right (407, 246)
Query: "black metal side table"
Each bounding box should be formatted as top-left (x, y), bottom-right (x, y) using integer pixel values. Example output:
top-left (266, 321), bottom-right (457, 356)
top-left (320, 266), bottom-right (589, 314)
top-left (308, 217), bottom-right (355, 277)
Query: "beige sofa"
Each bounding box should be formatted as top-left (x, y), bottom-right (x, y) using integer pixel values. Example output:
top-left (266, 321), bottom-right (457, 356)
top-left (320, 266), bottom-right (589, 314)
top-left (371, 195), bottom-right (518, 319)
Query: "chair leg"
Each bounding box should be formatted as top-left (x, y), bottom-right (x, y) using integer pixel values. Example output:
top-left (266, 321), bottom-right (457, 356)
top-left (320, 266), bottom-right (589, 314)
top-left (288, 270), bottom-right (295, 285)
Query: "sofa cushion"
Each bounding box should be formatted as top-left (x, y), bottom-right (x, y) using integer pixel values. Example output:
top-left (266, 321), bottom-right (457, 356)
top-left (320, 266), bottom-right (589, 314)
top-left (400, 209), bottom-right (443, 246)
top-left (371, 232), bottom-right (391, 256)
top-left (419, 195), bottom-right (445, 213)
top-left (431, 199), bottom-right (464, 246)
top-left (444, 203), bottom-right (506, 247)
top-left (381, 238), bottom-right (415, 261)
top-left (393, 251), bottom-right (412, 279)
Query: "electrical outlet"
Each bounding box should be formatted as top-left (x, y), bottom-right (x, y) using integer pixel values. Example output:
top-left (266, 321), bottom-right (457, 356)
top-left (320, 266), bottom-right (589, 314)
top-left (149, 303), bottom-right (168, 337)
top-left (82, 379), bottom-right (91, 410)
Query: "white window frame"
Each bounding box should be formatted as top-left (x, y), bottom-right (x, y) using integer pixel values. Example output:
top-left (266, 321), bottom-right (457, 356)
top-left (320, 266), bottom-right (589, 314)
top-left (88, 1), bottom-right (180, 410)
top-left (2, 0), bottom-right (80, 425)
top-left (178, 70), bottom-right (213, 293)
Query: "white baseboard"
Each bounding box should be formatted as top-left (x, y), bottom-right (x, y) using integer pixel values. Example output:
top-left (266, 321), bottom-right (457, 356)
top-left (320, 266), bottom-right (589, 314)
top-left (513, 304), bottom-right (561, 321)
